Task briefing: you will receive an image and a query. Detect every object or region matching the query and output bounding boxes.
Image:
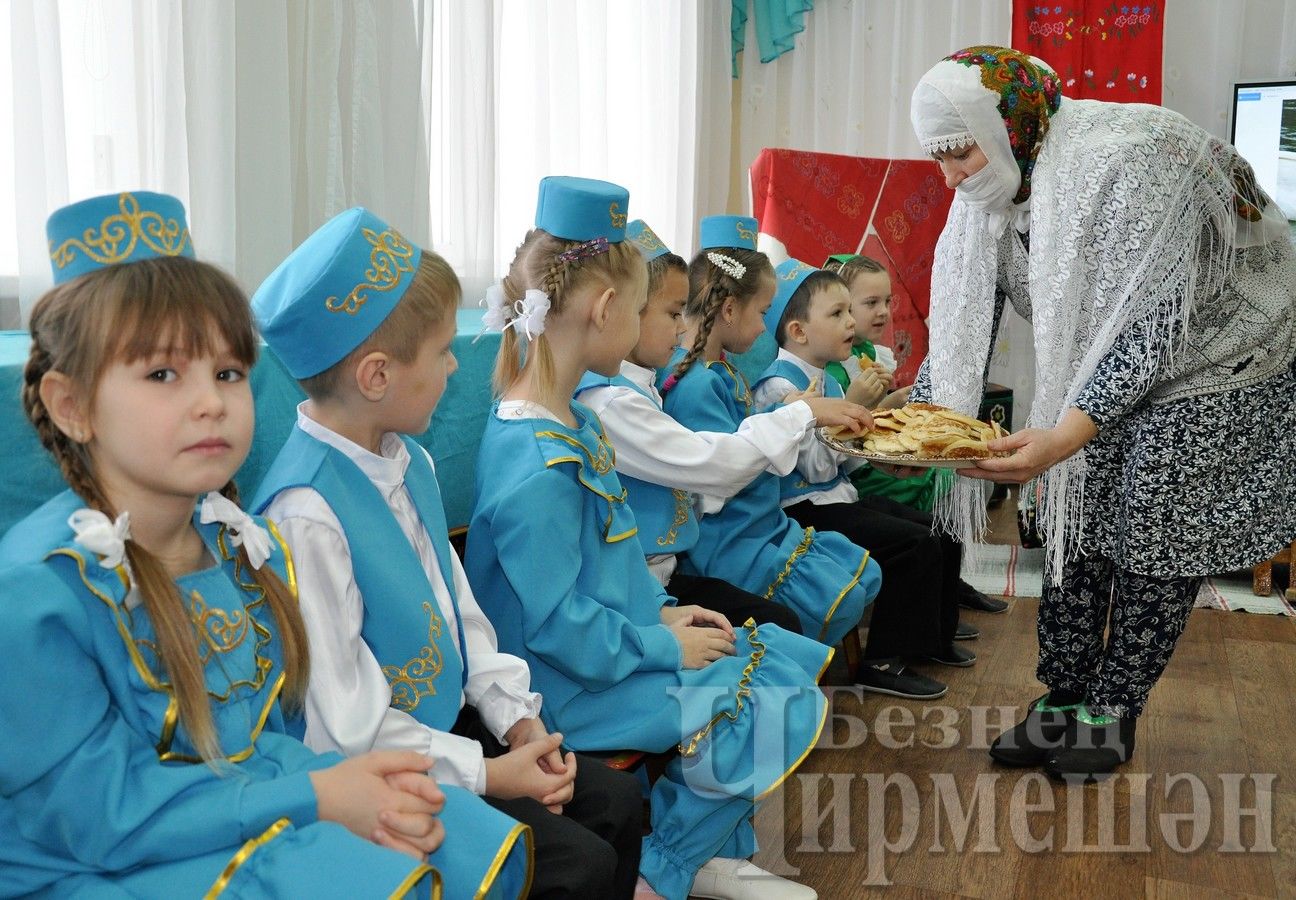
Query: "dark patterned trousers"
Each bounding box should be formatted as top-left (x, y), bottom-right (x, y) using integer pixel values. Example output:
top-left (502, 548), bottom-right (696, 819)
top-left (1036, 553), bottom-right (1203, 718)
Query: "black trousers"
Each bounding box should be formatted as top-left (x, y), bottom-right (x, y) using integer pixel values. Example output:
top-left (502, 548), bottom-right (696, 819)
top-left (785, 495), bottom-right (958, 660)
top-left (451, 706), bottom-right (643, 899)
top-left (665, 570), bottom-right (804, 634)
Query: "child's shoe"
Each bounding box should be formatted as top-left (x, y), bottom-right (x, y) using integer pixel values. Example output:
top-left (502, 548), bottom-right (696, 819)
top-left (855, 658), bottom-right (947, 700)
top-left (1043, 706), bottom-right (1137, 782)
top-left (988, 693), bottom-right (1081, 767)
top-left (690, 857), bottom-right (817, 900)
top-left (957, 582), bottom-right (1008, 613)
top-left (923, 643), bottom-right (976, 667)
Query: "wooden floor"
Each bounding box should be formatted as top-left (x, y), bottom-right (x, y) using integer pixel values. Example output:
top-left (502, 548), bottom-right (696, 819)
top-left (747, 493), bottom-right (1296, 899)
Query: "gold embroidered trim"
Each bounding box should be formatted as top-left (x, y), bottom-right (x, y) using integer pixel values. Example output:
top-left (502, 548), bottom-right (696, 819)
top-left (679, 619), bottom-right (764, 757)
top-left (382, 601), bottom-right (447, 713)
top-left (780, 261), bottom-right (814, 281)
top-left (735, 221), bottom-right (757, 243)
top-left (655, 489), bottom-right (692, 547)
top-left (704, 358), bottom-right (752, 413)
top-left (539, 423), bottom-right (634, 543)
top-left (629, 226), bottom-right (666, 255)
top-left (266, 519), bottom-right (298, 600)
top-left (49, 521), bottom-right (284, 764)
top-left (817, 550), bottom-right (869, 643)
top-left (763, 528), bottom-right (814, 601)
top-left (608, 202), bottom-right (627, 229)
top-left (203, 817), bottom-right (292, 898)
top-left (605, 526), bottom-right (639, 544)
top-left (473, 821), bottom-right (534, 900)
top-left (755, 679), bottom-right (829, 803)
top-left (325, 226), bottom-right (416, 315)
top-left (389, 864), bottom-right (442, 900)
top-left (49, 193), bottom-right (192, 270)
top-left (535, 429), bottom-right (615, 475)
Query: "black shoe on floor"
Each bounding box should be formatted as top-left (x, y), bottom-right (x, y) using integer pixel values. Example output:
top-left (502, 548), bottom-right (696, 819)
top-left (923, 644), bottom-right (976, 667)
top-left (989, 694), bottom-right (1080, 767)
top-left (1043, 710), bottom-right (1137, 782)
top-left (957, 582), bottom-right (1009, 613)
top-left (855, 659), bottom-right (948, 700)
top-left (954, 621), bottom-right (980, 641)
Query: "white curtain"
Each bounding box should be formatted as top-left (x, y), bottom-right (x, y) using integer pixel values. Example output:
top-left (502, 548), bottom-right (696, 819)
top-left (2, 0), bottom-right (726, 321)
top-left (4, 0), bottom-right (1294, 335)
top-left (3, 0), bottom-right (437, 322)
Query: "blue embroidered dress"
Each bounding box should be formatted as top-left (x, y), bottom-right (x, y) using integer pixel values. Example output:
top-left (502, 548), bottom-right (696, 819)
top-left (464, 401), bottom-right (832, 900)
top-left (0, 491), bottom-right (438, 898)
top-left (659, 353), bottom-right (881, 644)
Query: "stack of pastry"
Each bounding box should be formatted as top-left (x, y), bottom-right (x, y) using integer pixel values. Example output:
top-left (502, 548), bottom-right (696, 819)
top-left (828, 402), bottom-right (1007, 460)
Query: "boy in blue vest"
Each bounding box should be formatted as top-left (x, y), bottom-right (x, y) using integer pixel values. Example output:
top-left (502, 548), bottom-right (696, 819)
top-left (753, 259), bottom-right (981, 701)
top-left (251, 208), bottom-right (647, 900)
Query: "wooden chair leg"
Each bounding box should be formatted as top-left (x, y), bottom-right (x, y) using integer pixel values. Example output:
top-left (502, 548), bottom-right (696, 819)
top-left (841, 627), bottom-right (862, 676)
top-left (1253, 559), bottom-right (1273, 597)
top-left (1287, 540), bottom-right (1296, 603)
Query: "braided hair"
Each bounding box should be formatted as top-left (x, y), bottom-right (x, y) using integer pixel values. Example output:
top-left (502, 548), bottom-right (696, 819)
top-left (493, 229), bottom-right (647, 396)
top-left (23, 257), bottom-right (310, 762)
top-left (666, 247), bottom-right (773, 388)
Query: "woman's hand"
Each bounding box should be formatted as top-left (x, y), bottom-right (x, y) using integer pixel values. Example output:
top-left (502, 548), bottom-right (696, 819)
top-left (959, 408), bottom-right (1098, 483)
top-left (310, 751), bottom-right (446, 861)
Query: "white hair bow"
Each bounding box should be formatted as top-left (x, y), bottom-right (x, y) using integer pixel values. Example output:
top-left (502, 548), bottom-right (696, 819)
top-left (200, 493), bottom-right (273, 570)
top-left (478, 283), bottom-right (551, 342)
top-left (68, 509), bottom-right (131, 570)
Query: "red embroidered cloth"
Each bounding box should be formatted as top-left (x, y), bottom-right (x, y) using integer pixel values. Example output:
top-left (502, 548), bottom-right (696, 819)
top-left (749, 149), bottom-right (952, 387)
top-left (1012, 1), bottom-right (1163, 103)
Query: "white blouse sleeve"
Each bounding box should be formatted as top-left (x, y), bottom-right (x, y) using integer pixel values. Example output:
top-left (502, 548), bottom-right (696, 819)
top-left (751, 376), bottom-right (796, 413)
top-left (266, 492), bottom-right (488, 794)
top-left (752, 376), bottom-right (848, 483)
top-left (448, 547), bottom-right (543, 742)
top-left (582, 383), bottom-right (816, 499)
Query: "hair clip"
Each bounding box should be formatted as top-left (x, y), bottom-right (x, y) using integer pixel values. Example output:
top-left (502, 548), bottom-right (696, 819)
top-left (557, 237), bottom-right (610, 263)
top-left (706, 251), bottom-right (746, 280)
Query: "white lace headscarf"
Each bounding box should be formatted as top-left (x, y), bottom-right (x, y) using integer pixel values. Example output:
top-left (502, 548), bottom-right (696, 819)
top-left (912, 46), bottom-right (1296, 574)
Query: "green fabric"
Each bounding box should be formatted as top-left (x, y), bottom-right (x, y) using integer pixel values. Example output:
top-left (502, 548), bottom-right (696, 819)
top-left (731, 0), bottom-right (814, 76)
top-left (850, 464), bottom-right (952, 513)
top-left (1076, 705), bottom-right (1119, 726)
top-left (824, 339), bottom-right (875, 395)
top-left (1033, 693), bottom-right (1083, 714)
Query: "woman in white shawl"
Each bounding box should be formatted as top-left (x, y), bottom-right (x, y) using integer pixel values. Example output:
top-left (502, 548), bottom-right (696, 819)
top-left (909, 46), bottom-right (1296, 780)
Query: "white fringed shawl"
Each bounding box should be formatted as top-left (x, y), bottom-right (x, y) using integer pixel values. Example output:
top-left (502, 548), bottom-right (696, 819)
top-left (919, 94), bottom-right (1296, 574)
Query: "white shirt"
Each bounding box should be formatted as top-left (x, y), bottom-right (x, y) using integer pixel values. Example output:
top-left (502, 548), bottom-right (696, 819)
top-left (751, 349), bottom-right (862, 507)
top-left (264, 406), bottom-right (542, 794)
top-left (580, 360), bottom-right (818, 583)
top-left (873, 344), bottom-right (897, 374)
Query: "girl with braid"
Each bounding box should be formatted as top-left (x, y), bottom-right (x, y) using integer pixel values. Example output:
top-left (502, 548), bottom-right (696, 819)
top-left (575, 219), bottom-right (873, 635)
top-left (657, 216), bottom-right (880, 648)
top-left (464, 179), bottom-right (832, 900)
top-left (0, 193), bottom-right (450, 897)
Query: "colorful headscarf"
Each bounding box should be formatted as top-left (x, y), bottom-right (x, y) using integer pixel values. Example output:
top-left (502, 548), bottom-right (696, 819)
top-left (912, 46), bottom-right (1063, 225)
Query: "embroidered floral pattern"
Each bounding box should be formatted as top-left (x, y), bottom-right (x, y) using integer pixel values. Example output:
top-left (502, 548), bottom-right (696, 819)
top-left (947, 46), bottom-right (1063, 203)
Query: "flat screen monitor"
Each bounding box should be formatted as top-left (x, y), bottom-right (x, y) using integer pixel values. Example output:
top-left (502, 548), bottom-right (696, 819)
top-left (1230, 79), bottom-right (1296, 223)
